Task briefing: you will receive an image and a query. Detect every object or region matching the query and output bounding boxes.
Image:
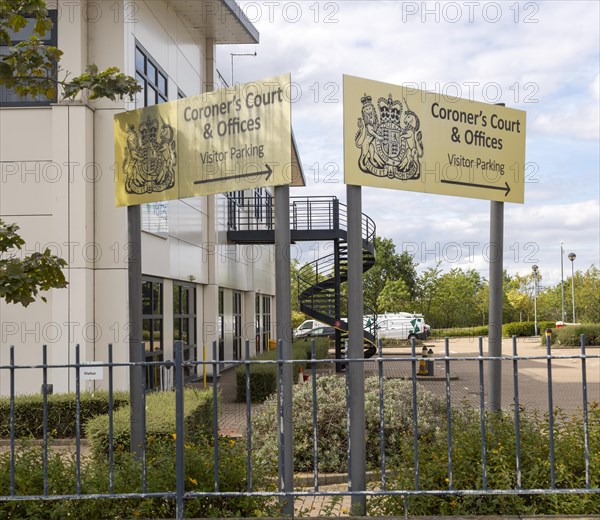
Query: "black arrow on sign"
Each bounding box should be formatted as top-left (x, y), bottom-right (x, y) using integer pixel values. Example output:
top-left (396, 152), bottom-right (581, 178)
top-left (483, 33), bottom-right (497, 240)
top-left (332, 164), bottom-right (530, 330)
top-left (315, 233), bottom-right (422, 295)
top-left (194, 164), bottom-right (273, 185)
top-left (441, 179), bottom-right (511, 197)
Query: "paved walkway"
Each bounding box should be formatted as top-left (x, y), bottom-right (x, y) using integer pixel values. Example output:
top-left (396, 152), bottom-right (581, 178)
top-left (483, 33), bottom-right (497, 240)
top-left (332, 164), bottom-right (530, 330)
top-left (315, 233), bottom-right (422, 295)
top-left (208, 337), bottom-right (599, 438)
top-left (197, 337), bottom-right (599, 517)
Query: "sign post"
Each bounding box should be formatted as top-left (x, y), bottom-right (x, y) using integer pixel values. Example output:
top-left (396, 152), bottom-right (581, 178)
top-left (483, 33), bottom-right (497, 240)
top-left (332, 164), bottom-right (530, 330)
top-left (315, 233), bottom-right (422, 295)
top-left (115, 74), bottom-right (294, 457)
top-left (347, 184), bottom-right (366, 515)
top-left (488, 200), bottom-right (504, 412)
top-left (275, 184), bottom-right (294, 515)
top-left (127, 205), bottom-right (144, 455)
top-left (344, 75), bottom-right (526, 416)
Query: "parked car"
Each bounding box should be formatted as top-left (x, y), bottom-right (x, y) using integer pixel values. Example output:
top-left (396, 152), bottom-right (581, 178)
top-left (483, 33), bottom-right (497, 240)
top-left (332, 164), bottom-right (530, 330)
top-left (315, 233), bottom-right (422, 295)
top-left (306, 326), bottom-right (336, 339)
top-left (294, 319), bottom-right (326, 338)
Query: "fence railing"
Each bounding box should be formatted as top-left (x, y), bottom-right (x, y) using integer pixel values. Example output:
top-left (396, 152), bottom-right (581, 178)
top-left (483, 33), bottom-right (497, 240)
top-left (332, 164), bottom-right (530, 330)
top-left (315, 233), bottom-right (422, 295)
top-left (1, 336), bottom-right (598, 518)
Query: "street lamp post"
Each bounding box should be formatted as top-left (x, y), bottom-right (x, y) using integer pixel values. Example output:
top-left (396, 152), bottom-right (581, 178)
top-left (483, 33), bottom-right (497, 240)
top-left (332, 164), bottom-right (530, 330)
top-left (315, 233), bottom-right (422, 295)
top-left (568, 252), bottom-right (576, 323)
top-left (560, 243), bottom-right (565, 322)
top-left (532, 265), bottom-right (539, 336)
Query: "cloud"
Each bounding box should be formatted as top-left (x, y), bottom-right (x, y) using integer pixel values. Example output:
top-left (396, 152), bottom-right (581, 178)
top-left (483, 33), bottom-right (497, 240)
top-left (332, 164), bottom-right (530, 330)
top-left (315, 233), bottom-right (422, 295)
top-left (216, 0), bottom-right (599, 286)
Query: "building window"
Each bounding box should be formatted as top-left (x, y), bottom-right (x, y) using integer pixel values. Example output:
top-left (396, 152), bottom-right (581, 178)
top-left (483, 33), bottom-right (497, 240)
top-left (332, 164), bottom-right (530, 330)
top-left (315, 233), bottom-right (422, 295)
top-left (135, 43), bottom-right (168, 107)
top-left (141, 201), bottom-right (169, 234)
top-left (233, 291), bottom-right (242, 360)
top-left (262, 296), bottom-right (271, 352)
top-left (218, 288), bottom-right (224, 365)
top-left (135, 42), bottom-right (169, 232)
top-left (174, 283), bottom-right (197, 380)
top-left (255, 294), bottom-right (261, 353)
top-left (0, 10), bottom-right (58, 106)
top-left (143, 279), bottom-right (163, 390)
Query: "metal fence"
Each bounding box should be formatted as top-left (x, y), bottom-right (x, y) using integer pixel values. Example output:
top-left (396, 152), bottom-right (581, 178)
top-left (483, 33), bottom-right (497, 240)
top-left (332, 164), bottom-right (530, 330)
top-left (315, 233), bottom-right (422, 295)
top-left (1, 336), bottom-right (598, 518)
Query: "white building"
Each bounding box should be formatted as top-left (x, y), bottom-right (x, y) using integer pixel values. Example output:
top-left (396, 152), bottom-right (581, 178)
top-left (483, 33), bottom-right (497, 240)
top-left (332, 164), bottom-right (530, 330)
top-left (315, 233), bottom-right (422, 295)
top-left (0, 0), bottom-right (286, 394)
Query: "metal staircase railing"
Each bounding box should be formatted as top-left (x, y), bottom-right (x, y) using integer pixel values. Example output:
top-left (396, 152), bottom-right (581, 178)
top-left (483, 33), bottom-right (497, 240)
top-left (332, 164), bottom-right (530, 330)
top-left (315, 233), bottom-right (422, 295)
top-left (226, 194), bottom-right (377, 357)
top-left (297, 200), bottom-right (377, 358)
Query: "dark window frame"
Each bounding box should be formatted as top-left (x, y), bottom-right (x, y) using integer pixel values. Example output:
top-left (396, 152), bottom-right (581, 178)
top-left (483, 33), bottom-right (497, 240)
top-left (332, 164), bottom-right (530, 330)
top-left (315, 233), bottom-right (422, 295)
top-left (173, 283), bottom-right (197, 380)
top-left (233, 291), bottom-right (242, 361)
top-left (143, 278), bottom-right (164, 390)
top-left (262, 295), bottom-right (271, 352)
top-left (134, 41), bottom-right (168, 107)
top-left (0, 10), bottom-right (58, 107)
top-left (135, 41), bottom-right (170, 233)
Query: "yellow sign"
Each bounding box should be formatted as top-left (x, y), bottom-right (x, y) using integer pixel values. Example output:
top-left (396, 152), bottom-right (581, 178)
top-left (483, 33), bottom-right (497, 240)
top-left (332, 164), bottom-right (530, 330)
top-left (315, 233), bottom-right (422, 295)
top-left (343, 75), bottom-right (526, 203)
top-left (114, 74), bottom-right (292, 206)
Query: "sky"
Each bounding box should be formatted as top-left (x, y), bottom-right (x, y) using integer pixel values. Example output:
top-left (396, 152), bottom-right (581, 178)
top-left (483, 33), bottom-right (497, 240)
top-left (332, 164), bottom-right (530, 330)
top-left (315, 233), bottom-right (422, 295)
top-left (217, 0), bottom-right (600, 287)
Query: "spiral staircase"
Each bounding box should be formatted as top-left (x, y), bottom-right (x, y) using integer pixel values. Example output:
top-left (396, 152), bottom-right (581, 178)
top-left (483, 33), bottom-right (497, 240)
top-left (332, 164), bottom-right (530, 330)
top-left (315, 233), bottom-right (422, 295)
top-left (227, 195), bottom-right (377, 359)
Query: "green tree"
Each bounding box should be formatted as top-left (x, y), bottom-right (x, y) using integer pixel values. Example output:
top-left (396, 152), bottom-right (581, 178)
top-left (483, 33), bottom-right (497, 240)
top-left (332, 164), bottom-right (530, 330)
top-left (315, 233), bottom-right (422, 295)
top-left (505, 273), bottom-right (535, 322)
top-left (415, 264), bottom-right (442, 319)
top-left (364, 237), bottom-right (418, 313)
top-left (1, 0), bottom-right (140, 101)
top-left (0, 220), bottom-right (67, 306)
top-left (378, 278), bottom-right (412, 313)
top-left (428, 268), bottom-right (484, 328)
top-left (570, 265), bottom-right (599, 323)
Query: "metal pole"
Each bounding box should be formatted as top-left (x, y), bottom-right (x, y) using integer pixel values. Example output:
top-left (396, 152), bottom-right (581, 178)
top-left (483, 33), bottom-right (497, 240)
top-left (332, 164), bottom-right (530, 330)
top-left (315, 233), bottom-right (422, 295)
top-left (570, 256), bottom-right (576, 323)
top-left (560, 242), bottom-right (565, 322)
top-left (532, 265), bottom-right (538, 336)
top-left (534, 274), bottom-right (538, 335)
top-left (274, 184), bottom-right (293, 515)
top-left (128, 205), bottom-right (145, 455)
top-left (488, 200), bottom-right (504, 412)
top-left (174, 341), bottom-right (185, 519)
top-left (347, 184), bottom-right (366, 514)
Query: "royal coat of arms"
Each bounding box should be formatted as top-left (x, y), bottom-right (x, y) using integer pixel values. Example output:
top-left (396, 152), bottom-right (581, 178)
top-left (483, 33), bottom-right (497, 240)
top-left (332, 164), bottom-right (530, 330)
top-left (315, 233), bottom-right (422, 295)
top-left (355, 93), bottom-right (424, 180)
top-left (123, 118), bottom-right (177, 194)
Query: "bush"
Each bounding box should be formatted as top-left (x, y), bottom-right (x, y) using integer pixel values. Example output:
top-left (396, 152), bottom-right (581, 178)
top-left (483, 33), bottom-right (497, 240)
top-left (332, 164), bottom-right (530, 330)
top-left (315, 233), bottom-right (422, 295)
top-left (0, 391), bottom-right (129, 439)
top-left (85, 389), bottom-right (213, 458)
top-left (503, 321), bottom-right (555, 337)
top-left (251, 375), bottom-right (446, 473)
top-left (235, 338), bottom-right (329, 403)
top-left (431, 326), bottom-right (488, 338)
top-left (546, 324), bottom-right (600, 347)
top-left (0, 439), bottom-right (277, 518)
top-left (370, 404), bottom-right (600, 516)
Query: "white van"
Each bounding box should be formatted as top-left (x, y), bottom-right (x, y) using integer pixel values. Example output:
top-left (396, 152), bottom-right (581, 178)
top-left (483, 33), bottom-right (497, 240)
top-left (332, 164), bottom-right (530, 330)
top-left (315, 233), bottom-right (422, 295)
top-left (294, 319), bottom-right (327, 338)
top-left (376, 313), bottom-right (430, 340)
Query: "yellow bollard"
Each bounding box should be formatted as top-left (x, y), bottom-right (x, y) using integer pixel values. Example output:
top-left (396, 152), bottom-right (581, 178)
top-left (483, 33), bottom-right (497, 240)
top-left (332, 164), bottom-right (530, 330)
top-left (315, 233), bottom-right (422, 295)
top-left (418, 345), bottom-right (429, 376)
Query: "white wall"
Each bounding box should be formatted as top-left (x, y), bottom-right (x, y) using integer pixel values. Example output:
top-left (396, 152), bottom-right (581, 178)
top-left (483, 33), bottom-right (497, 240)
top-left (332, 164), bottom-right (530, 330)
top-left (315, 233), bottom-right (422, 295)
top-left (1, 0), bottom-right (272, 395)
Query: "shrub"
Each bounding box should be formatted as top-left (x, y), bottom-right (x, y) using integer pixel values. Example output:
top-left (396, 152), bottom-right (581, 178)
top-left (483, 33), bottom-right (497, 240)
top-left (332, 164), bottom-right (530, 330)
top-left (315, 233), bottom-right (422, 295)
top-left (431, 326), bottom-right (488, 338)
top-left (503, 321), bottom-right (536, 336)
top-left (0, 439), bottom-right (277, 518)
top-left (85, 388), bottom-right (213, 458)
top-left (235, 338), bottom-right (329, 403)
top-left (547, 324), bottom-right (600, 347)
top-left (251, 375), bottom-right (446, 473)
top-left (503, 321), bottom-right (556, 337)
top-left (0, 391), bottom-right (129, 439)
top-left (370, 404), bottom-right (600, 516)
